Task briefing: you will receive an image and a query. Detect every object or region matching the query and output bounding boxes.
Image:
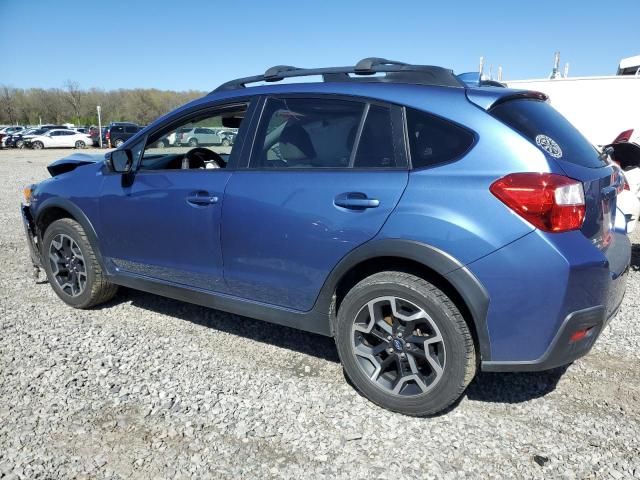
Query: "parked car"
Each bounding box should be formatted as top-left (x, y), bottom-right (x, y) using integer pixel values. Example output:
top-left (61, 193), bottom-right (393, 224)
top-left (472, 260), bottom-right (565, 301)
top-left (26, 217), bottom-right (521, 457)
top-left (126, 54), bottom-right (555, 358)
top-left (608, 128), bottom-right (640, 232)
top-left (219, 130), bottom-right (237, 146)
top-left (173, 126), bottom-right (228, 147)
top-left (20, 58), bottom-right (630, 416)
top-left (104, 123), bottom-right (140, 147)
top-left (0, 126), bottom-right (26, 147)
top-left (3, 128), bottom-right (40, 148)
top-left (24, 129), bottom-right (93, 149)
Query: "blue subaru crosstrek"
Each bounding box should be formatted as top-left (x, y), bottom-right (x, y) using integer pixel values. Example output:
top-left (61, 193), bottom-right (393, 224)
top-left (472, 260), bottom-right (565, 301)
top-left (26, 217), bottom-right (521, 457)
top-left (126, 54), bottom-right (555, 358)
top-left (21, 58), bottom-right (631, 415)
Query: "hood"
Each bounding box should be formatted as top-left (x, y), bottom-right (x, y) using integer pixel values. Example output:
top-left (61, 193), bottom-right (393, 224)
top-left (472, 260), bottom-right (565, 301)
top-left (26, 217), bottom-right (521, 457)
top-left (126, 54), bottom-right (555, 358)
top-left (47, 152), bottom-right (105, 177)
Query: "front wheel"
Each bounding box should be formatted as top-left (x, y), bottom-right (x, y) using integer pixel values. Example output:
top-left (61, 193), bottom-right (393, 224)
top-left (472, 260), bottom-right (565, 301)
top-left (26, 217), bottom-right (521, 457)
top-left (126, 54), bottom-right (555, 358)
top-left (335, 271), bottom-right (476, 416)
top-left (42, 218), bottom-right (118, 308)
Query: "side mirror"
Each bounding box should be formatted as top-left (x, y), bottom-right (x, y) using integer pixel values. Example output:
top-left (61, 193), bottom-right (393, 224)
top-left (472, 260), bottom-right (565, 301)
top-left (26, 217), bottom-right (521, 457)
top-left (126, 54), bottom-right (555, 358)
top-left (109, 149), bottom-right (133, 173)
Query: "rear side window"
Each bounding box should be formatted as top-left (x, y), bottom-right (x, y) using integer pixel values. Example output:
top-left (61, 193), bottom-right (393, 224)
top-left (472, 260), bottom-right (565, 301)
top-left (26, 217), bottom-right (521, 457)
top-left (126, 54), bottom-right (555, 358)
top-left (125, 126), bottom-right (139, 134)
top-left (490, 99), bottom-right (605, 168)
top-left (406, 108), bottom-right (474, 169)
top-left (251, 97), bottom-right (364, 168)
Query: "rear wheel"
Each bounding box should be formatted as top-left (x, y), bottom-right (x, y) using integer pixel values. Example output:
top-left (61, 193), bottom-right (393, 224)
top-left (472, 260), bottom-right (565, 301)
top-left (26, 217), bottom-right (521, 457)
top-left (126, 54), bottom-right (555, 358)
top-left (75, 140), bottom-right (86, 149)
top-left (221, 138), bottom-right (230, 146)
top-left (188, 138), bottom-right (198, 147)
top-left (114, 138), bottom-right (124, 147)
top-left (335, 271), bottom-right (476, 416)
top-left (42, 218), bottom-right (118, 309)
top-left (32, 141), bottom-right (44, 150)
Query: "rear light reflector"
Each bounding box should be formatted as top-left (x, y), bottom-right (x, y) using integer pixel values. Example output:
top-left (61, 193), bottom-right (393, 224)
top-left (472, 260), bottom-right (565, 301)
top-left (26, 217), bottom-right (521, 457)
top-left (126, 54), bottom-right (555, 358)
top-left (569, 326), bottom-right (595, 343)
top-left (490, 173), bottom-right (586, 232)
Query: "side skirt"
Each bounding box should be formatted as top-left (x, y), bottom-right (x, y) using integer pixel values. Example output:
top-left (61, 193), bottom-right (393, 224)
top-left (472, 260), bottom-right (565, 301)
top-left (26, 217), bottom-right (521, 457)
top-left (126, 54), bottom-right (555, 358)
top-left (109, 272), bottom-right (333, 337)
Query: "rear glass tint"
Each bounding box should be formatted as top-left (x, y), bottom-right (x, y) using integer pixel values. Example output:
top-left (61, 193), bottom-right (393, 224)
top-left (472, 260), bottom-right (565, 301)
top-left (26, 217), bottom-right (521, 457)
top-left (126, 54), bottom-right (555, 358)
top-left (406, 108), bottom-right (474, 169)
top-left (490, 99), bottom-right (605, 168)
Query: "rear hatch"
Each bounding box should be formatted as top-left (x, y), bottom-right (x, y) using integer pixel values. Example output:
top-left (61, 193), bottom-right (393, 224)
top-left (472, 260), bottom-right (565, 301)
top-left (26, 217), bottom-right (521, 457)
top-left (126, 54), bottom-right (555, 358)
top-left (489, 97), bottom-right (619, 250)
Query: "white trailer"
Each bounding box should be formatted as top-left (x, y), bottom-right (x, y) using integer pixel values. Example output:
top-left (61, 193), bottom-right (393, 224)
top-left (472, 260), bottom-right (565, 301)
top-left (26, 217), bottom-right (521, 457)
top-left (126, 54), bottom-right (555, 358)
top-left (505, 75), bottom-right (640, 146)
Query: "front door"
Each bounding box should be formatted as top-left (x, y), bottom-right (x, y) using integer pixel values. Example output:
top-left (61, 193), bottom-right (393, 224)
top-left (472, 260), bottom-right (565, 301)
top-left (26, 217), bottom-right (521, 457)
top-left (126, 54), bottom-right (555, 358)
top-left (222, 96), bottom-right (409, 310)
top-left (98, 102), bottom-right (252, 292)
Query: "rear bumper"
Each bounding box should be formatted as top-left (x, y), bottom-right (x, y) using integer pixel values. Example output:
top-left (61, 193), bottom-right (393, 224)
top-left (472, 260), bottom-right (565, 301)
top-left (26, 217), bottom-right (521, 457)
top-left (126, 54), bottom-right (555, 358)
top-left (482, 302), bottom-right (620, 372)
top-left (468, 228), bottom-right (630, 366)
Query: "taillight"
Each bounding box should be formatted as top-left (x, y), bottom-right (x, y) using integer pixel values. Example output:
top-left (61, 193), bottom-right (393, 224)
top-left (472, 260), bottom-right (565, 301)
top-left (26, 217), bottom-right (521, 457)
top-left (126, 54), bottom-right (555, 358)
top-left (105, 131), bottom-right (110, 139)
top-left (490, 173), bottom-right (586, 232)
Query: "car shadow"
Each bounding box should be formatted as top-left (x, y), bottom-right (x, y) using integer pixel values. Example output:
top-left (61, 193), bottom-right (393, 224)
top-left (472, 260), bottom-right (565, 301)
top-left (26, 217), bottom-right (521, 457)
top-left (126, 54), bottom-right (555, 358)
top-left (102, 288), bottom-right (569, 406)
top-left (465, 366), bottom-right (568, 403)
top-left (103, 287), bottom-right (341, 363)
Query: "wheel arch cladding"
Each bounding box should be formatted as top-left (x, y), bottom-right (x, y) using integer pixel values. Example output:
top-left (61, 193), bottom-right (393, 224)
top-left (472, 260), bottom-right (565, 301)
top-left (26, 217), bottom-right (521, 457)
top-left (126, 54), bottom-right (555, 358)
top-left (316, 239), bottom-right (492, 361)
top-left (35, 198), bottom-right (106, 270)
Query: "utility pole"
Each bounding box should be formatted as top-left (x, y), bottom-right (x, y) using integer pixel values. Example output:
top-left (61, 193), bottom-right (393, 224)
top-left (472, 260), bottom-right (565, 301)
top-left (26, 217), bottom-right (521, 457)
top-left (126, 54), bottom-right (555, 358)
top-left (97, 106), bottom-right (102, 148)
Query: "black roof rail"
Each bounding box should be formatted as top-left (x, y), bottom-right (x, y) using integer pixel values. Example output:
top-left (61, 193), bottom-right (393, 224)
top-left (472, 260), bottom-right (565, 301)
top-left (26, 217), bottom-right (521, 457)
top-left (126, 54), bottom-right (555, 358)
top-left (211, 57), bottom-right (463, 93)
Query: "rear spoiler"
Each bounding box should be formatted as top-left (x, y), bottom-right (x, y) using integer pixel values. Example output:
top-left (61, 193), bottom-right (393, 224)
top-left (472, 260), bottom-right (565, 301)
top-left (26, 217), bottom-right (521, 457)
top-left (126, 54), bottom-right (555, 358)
top-left (465, 88), bottom-right (548, 111)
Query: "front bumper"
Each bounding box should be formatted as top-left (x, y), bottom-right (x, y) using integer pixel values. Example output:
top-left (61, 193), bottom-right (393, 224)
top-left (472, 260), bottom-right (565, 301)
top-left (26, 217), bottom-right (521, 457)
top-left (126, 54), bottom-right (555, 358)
top-left (21, 203), bottom-right (43, 272)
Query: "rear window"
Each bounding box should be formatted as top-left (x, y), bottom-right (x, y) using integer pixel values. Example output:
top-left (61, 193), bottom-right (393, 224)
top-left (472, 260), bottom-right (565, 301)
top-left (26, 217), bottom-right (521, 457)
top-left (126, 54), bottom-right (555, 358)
top-left (490, 99), bottom-right (605, 168)
top-left (406, 108), bottom-right (475, 169)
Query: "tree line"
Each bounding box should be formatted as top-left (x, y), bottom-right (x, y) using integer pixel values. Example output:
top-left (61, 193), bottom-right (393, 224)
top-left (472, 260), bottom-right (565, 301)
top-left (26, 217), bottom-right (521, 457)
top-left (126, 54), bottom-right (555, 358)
top-left (0, 81), bottom-right (205, 127)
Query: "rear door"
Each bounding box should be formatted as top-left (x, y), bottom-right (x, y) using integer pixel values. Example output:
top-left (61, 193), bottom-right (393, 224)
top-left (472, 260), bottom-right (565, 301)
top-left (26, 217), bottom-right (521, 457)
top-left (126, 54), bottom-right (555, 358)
top-left (221, 96), bottom-right (409, 311)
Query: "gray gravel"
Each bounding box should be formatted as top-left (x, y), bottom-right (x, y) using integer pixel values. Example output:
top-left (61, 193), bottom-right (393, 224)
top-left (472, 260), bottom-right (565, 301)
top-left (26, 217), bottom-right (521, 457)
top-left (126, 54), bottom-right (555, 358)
top-left (1, 149), bottom-right (639, 479)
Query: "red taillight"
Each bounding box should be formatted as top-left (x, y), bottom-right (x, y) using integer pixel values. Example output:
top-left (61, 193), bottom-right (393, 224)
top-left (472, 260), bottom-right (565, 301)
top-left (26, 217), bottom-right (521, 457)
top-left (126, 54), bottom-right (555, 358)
top-left (613, 128), bottom-right (633, 143)
top-left (490, 173), bottom-right (586, 232)
top-left (105, 131), bottom-right (110, 139)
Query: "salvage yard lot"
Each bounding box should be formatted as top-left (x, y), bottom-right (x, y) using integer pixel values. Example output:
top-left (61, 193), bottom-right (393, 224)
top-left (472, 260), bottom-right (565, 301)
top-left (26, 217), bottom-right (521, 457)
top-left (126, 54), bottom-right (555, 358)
top-left (1, 149), bottom-right (639, 479)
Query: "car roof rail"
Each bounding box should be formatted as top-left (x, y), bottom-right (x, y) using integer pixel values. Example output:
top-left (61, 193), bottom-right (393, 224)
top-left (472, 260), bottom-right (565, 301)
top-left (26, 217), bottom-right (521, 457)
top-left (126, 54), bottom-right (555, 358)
top-left (211, 57), bottom-right (464, 93)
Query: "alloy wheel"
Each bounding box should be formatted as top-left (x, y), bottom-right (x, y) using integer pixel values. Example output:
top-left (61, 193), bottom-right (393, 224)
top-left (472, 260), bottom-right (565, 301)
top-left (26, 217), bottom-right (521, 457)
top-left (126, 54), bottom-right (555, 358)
top-left (351, 296), bottom-right (446, 396)
top-left (48, 233), bottom-right (87, 297)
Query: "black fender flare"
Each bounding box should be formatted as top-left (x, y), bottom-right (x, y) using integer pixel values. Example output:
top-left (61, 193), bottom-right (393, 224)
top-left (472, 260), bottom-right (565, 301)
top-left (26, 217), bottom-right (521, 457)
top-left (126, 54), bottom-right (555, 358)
top-left (34, 197), bottom-right (106, 270)
top-left (311, 239), bottom-right (492, 361)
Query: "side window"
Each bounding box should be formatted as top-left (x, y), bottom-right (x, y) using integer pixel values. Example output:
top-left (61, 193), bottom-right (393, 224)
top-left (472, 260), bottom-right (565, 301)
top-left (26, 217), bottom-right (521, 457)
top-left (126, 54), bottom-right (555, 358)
top-left (406, 108), bottom-right (474, 169)
top-left (62, 131), bottom-right (74, 136)
top-left (250, 97), bottom-right (364, 168)
top-left (125, 126), bottom-right (138, 134)
top-left (139, 103), bottom-right (248, 171)
top-left (353, 105), bottom-right (399, 168)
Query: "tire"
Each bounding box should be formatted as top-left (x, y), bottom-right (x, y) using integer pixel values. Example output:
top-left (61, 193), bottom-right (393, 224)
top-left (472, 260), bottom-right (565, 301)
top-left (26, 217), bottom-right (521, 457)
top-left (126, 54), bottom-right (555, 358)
top-left (335, 271), bottom-right (476, 416)
top-left (32, 141), bottom-right (44, 150)
top-left (42, 218), bottom-right (118, 309)
top-left (75, 140), bottom-right (86, 149)
top-left (114, 138), bottom-right (124, 148)
top-left (188, 138), bottom-right (198, 147)
top-left (221, 138), bottom-right (230, 146)
top-left (16, 140), bottom-right (24, 148)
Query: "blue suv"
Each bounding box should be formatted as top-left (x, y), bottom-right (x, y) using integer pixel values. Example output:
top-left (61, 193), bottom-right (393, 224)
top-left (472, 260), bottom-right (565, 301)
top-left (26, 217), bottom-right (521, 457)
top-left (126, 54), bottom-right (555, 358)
top-left (21, 58), bottom-right (630, 415)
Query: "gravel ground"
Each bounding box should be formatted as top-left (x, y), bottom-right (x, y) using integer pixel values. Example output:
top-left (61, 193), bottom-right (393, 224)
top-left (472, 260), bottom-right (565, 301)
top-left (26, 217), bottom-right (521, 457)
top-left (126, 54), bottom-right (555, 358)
top-left (1, 149), bottom-right (639, 479)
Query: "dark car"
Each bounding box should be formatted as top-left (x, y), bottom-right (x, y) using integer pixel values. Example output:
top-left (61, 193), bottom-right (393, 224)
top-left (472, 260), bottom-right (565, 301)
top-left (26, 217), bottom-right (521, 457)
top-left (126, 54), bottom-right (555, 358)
top-left (104, 123), bottom-right (140, 147)
top-left (20, 58), bottom-right (631, 416)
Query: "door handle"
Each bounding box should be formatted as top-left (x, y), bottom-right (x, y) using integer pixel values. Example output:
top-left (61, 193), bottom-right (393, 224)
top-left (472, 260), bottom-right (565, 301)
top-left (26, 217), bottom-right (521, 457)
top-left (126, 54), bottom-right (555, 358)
top-left (186, 192), bottom-right (219, 206)
top-left (334, 192), bottom-right (380, 210)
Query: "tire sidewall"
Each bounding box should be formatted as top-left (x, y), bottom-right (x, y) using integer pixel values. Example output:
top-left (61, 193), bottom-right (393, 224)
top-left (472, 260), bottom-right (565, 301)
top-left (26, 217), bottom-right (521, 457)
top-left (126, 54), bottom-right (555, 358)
top-left (336, 276), bottom-right (471, 415)
top-left (42, 220), bottom-right (98, 308)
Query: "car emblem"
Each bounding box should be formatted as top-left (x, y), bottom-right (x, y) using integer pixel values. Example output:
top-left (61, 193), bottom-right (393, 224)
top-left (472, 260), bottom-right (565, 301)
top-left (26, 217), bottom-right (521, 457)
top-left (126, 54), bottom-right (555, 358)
top-left (535, 134), bottom-right (563, 158)
top-left (393, 338), bottom-right (403, 351)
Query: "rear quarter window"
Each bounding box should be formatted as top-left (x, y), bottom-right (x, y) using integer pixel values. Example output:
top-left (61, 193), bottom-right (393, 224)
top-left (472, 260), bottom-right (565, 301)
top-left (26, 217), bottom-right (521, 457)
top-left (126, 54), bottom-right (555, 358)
top-left (406, 108), bottom-right (475, 169)
top-left (490, 98), bottom-right (606, 168)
